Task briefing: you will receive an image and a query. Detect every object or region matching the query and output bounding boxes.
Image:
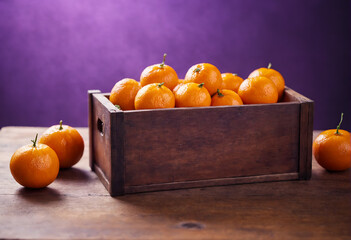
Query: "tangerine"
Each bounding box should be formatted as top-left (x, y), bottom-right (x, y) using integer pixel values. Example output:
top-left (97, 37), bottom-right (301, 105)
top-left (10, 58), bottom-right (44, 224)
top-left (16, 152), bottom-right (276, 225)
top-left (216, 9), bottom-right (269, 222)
top-left (39, 120), bottom-right (85, 168)
top-left (313, 113), bottom-right (351, 171)
top-left (135, 82), bottom-right (175, 110)
top-left (173, 79), bottom-right (191, 93)
top-left (109, 78), bottom-right (141, 110)
top-left (174, 82), bottom-right (211, 108)
top-left (211, 89), bottom-right (243, 106)
top-left (140, 54), bottom-right (179, 90)
top-left (221, 73), bottom-right (244, 93)
top-left (10, 134), bottom-right (59, 188)
top-left (238, 76), bottom-right (278, 104)
top-left (184, 63), bottom-right (222, 95)
top-left (248, 63), bottom-right (285, 100)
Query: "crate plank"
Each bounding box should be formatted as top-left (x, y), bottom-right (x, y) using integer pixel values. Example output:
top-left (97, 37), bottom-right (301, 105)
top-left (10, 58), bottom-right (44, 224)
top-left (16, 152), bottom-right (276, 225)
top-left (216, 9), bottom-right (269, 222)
top-left (90, 93), bottom-right (114, 185)
top-left (124, 172), bottom-right (299, 193)
top-left (123, 103), bottom-right (300, 186)
top-left (88, 89), bottom-right (101, 171)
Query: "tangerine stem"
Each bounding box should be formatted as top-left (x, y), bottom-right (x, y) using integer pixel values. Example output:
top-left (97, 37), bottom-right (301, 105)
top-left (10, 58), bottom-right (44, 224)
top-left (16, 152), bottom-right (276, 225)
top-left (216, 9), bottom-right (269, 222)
top-left (198, 83), bottom-right (204, 88)
top-left (31, 133), bottom-right (38, 148)
top-left (158, 82), bottom-right (165, 88)
top-left (268, 63), bottom-right (272, 69)
top-left (195, 67), bottom-right (201, 73)
top-left (217, 89), bottom-right (224, 97)
top-left (336, 113), bottom-right (344, 134)
top-left (59, 120), bottom-right (63, 130)
top-left (159, 53), bottom-right (167, 68)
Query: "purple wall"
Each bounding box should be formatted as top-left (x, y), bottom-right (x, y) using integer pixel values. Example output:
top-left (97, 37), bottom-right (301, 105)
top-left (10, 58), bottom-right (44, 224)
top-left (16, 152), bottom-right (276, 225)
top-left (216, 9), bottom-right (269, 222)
top-left (0, 0), bottom-right (350, 130)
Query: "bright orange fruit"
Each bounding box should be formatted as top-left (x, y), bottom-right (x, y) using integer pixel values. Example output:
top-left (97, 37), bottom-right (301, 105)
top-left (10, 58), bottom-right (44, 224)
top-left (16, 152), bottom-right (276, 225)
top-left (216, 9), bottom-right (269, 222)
top-left (173, 79), bottom-right (192, 93)
top-left (248, 63), bottom-right (285, 100)
top-left (313, 113), bottom-right (351, 171)
top-left (184, 63), bottom-right (222, 95)
top-left (39, 120), bottom-right (85, 168)
top-left (211, 89), bottom-right (243, 106)
top-left (10, 134), bottom-right (59, 188)
top-left (109, 78), bottom-right (141, 110)
top-left (220, 73), bottom-right (244, 93)
top-left (174, 82), bottom-right (211, 108)
top-left (140, 54), bottom-right (179, 90)
top-left (135, 82), bottom-right (175, 110)
top-left (238, 76), bottom-right (278, 104)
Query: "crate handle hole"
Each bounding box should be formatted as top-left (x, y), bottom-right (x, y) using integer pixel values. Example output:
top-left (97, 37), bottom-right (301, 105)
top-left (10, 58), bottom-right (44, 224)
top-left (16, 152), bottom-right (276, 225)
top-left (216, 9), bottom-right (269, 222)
top-left (97, 118), bottom-right (104, 136)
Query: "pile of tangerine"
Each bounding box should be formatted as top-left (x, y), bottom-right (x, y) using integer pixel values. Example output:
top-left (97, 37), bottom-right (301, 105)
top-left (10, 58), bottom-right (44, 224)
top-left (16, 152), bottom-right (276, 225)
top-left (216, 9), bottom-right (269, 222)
top-left (109, 54), bottom-right (285, 110)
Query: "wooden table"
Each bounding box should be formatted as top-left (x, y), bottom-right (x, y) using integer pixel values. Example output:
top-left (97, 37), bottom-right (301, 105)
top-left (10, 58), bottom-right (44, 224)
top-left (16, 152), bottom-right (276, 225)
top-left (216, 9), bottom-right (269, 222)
top-left (0, 127), bottom-right (350, 240)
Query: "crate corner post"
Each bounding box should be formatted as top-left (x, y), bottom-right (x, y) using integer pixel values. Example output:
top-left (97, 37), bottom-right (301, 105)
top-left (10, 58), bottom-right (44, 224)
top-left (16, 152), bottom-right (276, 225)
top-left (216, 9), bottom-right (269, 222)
top-left (299, 99), bottom-right (314, 180)
top-left (110, 110), bottom-right (125, 196)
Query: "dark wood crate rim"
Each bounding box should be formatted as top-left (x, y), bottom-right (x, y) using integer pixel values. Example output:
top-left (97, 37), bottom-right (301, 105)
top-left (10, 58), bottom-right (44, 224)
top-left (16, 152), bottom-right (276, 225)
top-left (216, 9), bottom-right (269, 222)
top-left (91, 87), bottom-right (312, 115)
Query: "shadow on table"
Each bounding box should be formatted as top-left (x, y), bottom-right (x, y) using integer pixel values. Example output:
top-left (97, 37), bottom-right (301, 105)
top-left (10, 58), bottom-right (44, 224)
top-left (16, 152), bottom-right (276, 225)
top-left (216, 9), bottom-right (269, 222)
top-left (56, 167), bottom-right (93, 183)
top-left (16, 187), bottom-right (64, 204)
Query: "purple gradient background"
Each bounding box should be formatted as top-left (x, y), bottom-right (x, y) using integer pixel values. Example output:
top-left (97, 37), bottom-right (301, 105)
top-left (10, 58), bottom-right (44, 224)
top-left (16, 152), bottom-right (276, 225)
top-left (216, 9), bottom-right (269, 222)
top-left (0, 0), bottom-right (350, 130)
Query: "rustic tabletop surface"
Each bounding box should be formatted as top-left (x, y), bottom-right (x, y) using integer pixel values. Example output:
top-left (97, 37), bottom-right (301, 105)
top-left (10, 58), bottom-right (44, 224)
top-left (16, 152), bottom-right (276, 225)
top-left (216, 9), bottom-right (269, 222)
top-left (0, 127), bottom-right (350, 240)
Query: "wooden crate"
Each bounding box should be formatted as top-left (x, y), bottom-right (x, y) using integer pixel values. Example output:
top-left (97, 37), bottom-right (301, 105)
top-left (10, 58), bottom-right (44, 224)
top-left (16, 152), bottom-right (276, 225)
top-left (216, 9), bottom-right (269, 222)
top-left (88, 87), bottom-right (314, 196)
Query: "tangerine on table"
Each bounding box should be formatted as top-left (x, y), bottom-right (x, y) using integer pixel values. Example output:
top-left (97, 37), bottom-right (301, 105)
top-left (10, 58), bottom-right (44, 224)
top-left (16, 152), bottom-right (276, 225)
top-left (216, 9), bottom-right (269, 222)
top-left (248, 63), bottom-right (285, 100)
top-left (220, 73), bottom-right (244, 93)
top-left (313, 113), bottom-right (351, 171)
top-left (174, 82), bottom-right (211, 108)
top-left (211, 89), bottom-right (243, 106)
top-left (10, 134), bottom-right (59, 188)
top-left (135, 82), bottom-right (175, 110)
top-left (39, 120), bottom-right (85, 168)
top-left (184, 63), bottom-right (222, 95)
top-left (238, 76), bottom-right (278, 104)
top-left (140, 53), bottom-right (179, 90)
top-left (109, 78), bottom-right (141, 110)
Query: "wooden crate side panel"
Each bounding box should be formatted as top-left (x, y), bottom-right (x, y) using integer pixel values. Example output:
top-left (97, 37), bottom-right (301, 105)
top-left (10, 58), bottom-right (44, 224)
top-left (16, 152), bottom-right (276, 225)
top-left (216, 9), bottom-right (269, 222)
top-left (91, 94), bottom-right (113, 184)
top-left (88, 90), bottom-right (101, 171)
top-left (123, 103), bottom-right (300, 186)
top-left (89, 92), bottom-right (125, 196)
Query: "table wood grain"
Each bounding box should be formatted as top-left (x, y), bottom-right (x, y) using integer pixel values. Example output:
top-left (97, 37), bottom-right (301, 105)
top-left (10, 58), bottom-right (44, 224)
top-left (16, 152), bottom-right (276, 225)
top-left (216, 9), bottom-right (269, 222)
top-left (0, 127), bottom-right (350, 240)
